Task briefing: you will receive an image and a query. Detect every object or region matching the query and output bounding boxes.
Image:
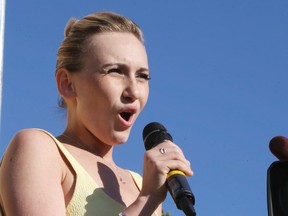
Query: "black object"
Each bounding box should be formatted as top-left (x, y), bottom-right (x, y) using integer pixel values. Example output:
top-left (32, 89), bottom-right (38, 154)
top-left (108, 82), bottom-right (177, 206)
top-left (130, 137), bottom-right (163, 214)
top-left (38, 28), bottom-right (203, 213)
top-left (269, 136), bottom-right (288, 161)
top-left (267, 160), bottom-right (288, 216)
top-left (143, 122), bottom-right (196, 216)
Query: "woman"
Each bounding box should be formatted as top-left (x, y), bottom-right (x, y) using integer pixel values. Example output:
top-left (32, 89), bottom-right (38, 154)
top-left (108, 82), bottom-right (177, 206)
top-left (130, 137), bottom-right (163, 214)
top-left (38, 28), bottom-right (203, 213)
top-left (0, 12), bottom-right (193, 215)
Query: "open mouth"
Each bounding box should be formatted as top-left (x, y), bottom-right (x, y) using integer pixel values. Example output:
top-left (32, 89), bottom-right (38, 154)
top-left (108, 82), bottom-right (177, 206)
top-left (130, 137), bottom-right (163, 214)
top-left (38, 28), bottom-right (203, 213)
top-left (120, 112), bottom-right (133, 121)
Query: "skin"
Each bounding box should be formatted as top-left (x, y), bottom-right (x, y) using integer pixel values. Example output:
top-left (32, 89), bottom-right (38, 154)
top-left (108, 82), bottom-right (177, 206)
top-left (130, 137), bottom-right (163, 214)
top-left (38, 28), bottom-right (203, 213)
top-left (0, 32), bottom-right (193, 215)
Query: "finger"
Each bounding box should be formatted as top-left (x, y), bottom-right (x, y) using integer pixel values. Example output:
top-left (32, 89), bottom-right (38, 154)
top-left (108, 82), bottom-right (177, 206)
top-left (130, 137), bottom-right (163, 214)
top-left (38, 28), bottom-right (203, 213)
top-left (161, 159), bottom-right (194, 176)
top-left (145, 141), bottom-right (193, 175)
top-left (158, 141), bottom-right (186, 157)
top-left (156, 143), bottom-right (191, 165)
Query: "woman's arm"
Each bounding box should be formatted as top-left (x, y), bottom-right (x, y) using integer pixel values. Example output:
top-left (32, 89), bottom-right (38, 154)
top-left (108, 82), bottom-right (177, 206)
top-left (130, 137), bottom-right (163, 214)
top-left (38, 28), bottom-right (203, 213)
top-left (0, 129), bottom-right (66, 215)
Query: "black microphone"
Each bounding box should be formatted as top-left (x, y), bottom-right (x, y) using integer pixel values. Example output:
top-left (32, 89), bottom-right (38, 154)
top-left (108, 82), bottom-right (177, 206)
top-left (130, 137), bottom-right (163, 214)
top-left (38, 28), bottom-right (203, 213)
top-left (267, 135), bottom-right (288, 215)
top-left (143, 122), bottom-right (196, 216)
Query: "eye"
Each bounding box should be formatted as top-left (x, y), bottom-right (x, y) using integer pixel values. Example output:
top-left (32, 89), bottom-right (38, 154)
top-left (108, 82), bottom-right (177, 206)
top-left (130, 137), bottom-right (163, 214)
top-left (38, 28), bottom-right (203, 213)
top-left (136, 72), bottom-right (151, 81)
top-left (108, 68), bottom-right (122, 74)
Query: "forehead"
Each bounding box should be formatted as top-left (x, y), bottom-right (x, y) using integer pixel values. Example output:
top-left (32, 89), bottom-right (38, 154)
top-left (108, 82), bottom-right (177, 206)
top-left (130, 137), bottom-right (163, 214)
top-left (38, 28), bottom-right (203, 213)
top-left (85, 32), bottom-right (148, 67)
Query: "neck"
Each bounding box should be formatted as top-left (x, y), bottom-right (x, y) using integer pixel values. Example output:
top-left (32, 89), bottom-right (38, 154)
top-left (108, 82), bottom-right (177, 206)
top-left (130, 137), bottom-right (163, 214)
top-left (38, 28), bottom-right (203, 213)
top-left (61, 128), bottom-right (114, 160)
top-left (63, 112), bottom-right (114, 159)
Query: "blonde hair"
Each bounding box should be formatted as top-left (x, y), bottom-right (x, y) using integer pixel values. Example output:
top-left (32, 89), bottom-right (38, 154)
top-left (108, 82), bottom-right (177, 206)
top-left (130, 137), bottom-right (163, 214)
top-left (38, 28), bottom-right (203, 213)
top-left (56, 11), bottom-right (144, 108)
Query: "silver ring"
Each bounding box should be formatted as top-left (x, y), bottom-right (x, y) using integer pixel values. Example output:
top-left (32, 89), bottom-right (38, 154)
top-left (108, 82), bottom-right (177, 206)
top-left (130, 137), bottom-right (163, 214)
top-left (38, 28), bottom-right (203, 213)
top-left (159, 147), bottom-right (166, 154)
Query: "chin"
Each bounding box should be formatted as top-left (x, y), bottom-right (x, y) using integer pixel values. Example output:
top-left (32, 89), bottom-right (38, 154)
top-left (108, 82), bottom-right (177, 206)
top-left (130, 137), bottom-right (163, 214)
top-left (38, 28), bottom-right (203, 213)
top-left (108, 129), bottom-right (131, 145)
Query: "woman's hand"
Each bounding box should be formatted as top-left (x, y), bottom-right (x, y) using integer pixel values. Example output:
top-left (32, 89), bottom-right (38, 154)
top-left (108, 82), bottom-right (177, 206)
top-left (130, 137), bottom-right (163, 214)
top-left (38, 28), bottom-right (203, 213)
top-left (140, 140), bottom-right (193, 203)
top-left (123, 140), bottom-right (193, 216)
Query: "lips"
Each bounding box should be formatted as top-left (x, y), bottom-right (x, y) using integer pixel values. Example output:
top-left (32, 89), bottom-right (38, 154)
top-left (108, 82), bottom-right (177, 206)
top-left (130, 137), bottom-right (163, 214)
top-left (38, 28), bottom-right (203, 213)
top-left (118, 106), bottom-right (137, 126)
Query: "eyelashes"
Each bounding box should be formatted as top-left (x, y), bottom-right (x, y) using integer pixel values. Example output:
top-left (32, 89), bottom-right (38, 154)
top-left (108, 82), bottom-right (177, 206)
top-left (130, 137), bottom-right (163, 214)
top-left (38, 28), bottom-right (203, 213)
top-left (136, 73), bottom-right (151, 81)
top-left (107, 68), bottom-right (121, 73)
top-left (105, 67), bottom-right (151, 81)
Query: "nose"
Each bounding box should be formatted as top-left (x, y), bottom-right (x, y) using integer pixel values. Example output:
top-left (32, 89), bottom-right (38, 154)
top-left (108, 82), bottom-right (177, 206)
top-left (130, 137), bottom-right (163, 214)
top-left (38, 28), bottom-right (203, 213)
top-left (122, 78), bottom-right (141, 102)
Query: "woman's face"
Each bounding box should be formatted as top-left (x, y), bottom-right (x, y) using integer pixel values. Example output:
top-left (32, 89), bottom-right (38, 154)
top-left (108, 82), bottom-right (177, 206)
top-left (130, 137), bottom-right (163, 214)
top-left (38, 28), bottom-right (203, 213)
top-left (71, 32), bottom-right (149, 145)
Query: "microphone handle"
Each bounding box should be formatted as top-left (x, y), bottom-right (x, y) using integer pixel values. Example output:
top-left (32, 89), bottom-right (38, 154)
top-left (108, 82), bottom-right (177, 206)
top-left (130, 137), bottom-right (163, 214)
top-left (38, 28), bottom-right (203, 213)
top-left (167, 170), bottom-right (196, 216)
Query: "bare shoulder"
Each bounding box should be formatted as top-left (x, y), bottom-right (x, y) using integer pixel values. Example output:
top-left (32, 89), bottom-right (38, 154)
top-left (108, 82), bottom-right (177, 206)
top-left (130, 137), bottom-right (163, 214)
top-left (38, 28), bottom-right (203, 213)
top-left (0, 129), bottom-right (61, 179)
top-left (1, 128), bottom-right (63, 176)
top-left (9, 128), bottom-right (54, 145)
top-left (4, 128), bottom-right (58, 156)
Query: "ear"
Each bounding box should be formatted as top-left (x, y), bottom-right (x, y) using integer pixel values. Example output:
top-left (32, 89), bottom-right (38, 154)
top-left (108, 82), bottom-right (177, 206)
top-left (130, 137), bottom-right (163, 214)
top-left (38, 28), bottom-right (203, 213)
top-left (56, 68), bottom-right (76, 99)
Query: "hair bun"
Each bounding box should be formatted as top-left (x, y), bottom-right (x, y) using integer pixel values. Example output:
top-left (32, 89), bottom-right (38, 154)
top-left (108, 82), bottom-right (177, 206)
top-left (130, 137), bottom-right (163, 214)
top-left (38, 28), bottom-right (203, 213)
top-left (64, 18), bottom-right (78, 37)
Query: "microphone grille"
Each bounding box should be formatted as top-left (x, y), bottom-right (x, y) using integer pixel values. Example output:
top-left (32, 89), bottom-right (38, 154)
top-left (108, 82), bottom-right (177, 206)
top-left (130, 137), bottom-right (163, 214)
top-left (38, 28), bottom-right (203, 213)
top-left (142, 122), bottom-right (173, 150)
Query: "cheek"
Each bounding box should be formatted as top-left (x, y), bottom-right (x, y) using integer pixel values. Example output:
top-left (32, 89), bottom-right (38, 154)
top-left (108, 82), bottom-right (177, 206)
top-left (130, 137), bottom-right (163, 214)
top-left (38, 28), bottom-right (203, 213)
top-left (77, 83), bottom-right (112, 110)
top-left (103, 83), bottom-right (123, 102)
top-left (140, 86), bottom-right (149, 109)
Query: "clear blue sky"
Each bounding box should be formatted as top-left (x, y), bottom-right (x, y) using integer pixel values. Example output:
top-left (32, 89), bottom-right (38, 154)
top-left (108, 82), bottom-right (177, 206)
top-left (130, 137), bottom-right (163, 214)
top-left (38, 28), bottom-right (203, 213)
top-left (1, 1), bottom-right (288, 215)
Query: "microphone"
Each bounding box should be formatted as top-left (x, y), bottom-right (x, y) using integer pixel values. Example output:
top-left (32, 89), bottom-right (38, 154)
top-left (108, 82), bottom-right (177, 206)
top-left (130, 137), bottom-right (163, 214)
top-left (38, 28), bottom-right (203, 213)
top-left (143, 122), bottom-right (196, 216)
top-left (267, 135), bottom-right (288, 215)
top-left (269, 136), bottom-right (288, 161)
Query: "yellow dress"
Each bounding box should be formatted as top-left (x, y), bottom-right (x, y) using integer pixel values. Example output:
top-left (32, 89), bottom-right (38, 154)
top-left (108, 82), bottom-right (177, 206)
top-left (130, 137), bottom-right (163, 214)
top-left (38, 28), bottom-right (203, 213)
top-left (41, 130), bottom-right (158, 216)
